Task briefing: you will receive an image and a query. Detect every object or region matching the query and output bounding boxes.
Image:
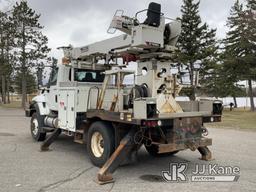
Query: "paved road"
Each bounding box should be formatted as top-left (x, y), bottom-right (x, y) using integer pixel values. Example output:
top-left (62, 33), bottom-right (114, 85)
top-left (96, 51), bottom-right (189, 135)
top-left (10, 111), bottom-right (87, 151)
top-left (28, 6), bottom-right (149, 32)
top-left (0, 108), bottom-right (256, 192)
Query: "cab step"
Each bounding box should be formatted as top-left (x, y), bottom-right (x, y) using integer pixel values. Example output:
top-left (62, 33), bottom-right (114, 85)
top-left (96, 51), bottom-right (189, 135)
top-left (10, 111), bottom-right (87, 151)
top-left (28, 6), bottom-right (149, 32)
top-left (74, 129), bottom-right (84, 144)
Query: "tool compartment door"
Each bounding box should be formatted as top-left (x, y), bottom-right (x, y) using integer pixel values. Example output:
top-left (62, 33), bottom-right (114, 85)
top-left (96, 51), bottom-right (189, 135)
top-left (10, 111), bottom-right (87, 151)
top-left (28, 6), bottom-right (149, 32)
top-left (58, 89), bottom-right (76, 132)
top-left (66, 90), bottom-right (76, 131)
top-left (58, 90), bottom-right (68, 129)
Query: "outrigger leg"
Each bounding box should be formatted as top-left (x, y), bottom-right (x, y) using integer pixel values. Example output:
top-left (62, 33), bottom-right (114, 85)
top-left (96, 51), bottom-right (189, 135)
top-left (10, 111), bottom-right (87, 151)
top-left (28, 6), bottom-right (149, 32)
top-left (97, 129), bottom-right (137, 184)
top-left (198, 146), bottom-right (212, 161)
top-left (41, 128), bottom-right (62, 151)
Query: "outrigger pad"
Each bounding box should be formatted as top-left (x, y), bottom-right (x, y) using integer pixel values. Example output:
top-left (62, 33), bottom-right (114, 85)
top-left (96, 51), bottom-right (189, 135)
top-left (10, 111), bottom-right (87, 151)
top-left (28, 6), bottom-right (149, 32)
top-left (198, 146), bottom-right (212, 161)
top-left (95, 173), bottom-right (114, 185)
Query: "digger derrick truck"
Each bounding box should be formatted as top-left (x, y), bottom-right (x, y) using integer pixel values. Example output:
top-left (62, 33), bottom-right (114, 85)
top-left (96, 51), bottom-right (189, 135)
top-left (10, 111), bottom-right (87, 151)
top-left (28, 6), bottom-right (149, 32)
top-left (26, 2), bottom-right (223, 184)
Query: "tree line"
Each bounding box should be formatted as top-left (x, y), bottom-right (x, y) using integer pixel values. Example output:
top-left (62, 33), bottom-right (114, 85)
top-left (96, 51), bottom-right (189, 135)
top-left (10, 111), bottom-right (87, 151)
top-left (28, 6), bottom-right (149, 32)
top-left (0, 0), bottom-right (255, 111)
top-left (176, 0), bottom-right (256, 111)
top-left (0, 1), bottom-right (50, 107)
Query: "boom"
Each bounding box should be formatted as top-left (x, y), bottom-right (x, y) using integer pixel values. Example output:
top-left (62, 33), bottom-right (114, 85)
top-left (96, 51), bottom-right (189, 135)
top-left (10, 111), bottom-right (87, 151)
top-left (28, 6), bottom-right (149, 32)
top-left (61, 2), bottom-right (181, 63)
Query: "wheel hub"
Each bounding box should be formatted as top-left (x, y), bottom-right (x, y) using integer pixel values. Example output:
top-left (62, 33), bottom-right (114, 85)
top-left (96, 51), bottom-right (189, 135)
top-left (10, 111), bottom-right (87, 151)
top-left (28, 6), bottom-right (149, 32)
top-left (32, 118), bottom-right (39, 136)
top-left (91, 132), bottom-right (104, 158)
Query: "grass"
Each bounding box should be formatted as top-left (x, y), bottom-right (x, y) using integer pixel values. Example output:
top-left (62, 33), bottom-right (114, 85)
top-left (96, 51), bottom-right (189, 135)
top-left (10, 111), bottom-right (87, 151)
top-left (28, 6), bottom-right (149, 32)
top-left (207, 108), bottom-right (256, 130)
top-left (0, 101), bottom-right (22, 108)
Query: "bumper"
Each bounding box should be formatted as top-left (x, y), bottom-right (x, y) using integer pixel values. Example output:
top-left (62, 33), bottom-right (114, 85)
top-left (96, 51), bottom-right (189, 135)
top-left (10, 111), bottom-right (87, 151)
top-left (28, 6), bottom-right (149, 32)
top-left (156, 137), bottom-right (212, 154)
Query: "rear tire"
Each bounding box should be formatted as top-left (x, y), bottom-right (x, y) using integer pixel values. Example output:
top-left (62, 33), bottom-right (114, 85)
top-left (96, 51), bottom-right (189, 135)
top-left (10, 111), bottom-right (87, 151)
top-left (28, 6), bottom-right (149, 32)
top-left (145, 144), bottom-right (179, 157)
top-left (87, 121), bottom-right (115, 167)
top-left (30, 112), bottom-right (46, 141)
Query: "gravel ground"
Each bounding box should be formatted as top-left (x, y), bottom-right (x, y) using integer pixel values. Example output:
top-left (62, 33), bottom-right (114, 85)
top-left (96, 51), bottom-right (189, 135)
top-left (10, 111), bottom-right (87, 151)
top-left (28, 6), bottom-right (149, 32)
top-left (0, 108), bottom-right (256, 192)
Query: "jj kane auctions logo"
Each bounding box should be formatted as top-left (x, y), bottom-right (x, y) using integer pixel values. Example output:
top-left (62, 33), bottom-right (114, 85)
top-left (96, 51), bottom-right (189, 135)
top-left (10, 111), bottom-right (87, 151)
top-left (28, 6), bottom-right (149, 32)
top-left (162, 163), bottom-right (240, 182)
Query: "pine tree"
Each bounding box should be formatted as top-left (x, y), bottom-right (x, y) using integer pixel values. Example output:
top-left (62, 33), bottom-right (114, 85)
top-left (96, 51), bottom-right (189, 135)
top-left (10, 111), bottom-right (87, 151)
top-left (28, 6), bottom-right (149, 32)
top-left (0, 10), bottom-right (15, 104)
top-left (202, 59), bottom-right (245, 106)
top-left (0, 11), bottom-right (8, 104)
top-left (14, 71), bottom-right (37, 94)
top-left (223, 0), bottom-right (256, 111)
top-left (10, 1), bottom-right (50, 108)
top-left (176, 0), bottom-right (217, 100)
top-left (243, 0), bottom-right (256, 111)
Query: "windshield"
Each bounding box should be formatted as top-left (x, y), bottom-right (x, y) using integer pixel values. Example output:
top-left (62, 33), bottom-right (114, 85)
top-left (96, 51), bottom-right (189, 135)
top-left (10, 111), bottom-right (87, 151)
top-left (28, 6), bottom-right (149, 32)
top-left (74, 69), bottom-right (105, 83)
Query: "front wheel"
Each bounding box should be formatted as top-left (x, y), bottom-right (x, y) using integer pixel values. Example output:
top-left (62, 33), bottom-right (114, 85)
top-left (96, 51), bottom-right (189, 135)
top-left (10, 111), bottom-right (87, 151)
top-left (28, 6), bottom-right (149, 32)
top-left (30, 112), bottom-right (46, 141)
top-left (145, 144), bottom-right (179, 157)
top-left (87, 121), bottom-right (115, 167)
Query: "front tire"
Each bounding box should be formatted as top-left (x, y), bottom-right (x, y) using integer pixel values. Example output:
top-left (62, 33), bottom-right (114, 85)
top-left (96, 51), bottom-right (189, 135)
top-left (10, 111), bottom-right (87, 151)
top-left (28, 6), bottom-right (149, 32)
top-left (87, 121), bottom-right (115, 167)
top-left (145, 144), bottom-right (179, 157)
top-left (30, 112), bottom-right (46, 141)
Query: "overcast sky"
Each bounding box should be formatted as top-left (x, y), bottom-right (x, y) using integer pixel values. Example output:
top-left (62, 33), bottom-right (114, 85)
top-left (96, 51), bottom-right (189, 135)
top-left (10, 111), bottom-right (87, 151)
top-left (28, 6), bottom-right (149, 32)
top-left (1, 0), bottom-right (245, 61)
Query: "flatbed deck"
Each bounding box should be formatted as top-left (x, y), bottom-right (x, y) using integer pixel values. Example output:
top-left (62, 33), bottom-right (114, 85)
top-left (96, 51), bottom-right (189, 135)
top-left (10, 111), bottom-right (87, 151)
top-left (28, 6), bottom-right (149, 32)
top-left (86, 109), bottom-right (221, 125)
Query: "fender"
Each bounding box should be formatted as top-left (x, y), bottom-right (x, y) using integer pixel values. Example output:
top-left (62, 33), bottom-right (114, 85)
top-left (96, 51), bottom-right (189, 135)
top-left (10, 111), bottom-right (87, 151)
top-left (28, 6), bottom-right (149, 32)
top-left (32, 94), bottom-right (50, 115)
